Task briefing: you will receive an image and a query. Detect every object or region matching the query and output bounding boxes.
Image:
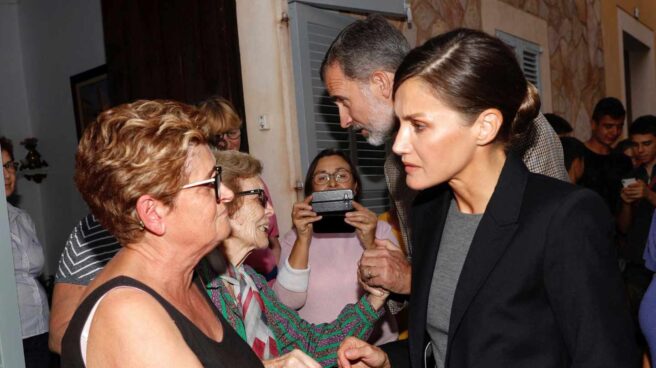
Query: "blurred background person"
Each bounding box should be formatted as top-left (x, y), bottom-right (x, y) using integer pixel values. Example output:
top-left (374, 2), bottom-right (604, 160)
top-left (579, 97), bottom-right (632, 214)
top-left (618, 115), bottom-right (656, 338)
top-left (198, 96), bottom-right (281, 281)
top-left (615, 138), bottom-right (640, 169)
top-left (560, 136), bottom-right (586, 184)
top-left (2, 136), bottom-right (50, 368)
top-left (60, 100), bottom-right (263, 367)
top-left (544, 112), bottom-right (573, 137)
top-left (274, 148), bottom-right (400, 345)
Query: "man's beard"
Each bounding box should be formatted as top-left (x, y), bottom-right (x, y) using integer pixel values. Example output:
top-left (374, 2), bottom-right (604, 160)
top-left (359, 86), bottom-right (395, 146)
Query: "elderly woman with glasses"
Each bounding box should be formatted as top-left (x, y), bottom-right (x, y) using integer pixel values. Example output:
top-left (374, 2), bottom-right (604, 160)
top-left (2, 136), bottom-right (50, 368)
top-left (200, 149), bottom-right (390, 367)
top-left (198, 96), bottom-right (281, 281)
top-left (60, 100), bottom-right (264, 367)
top-left (271, 148), bottom-right (401, 346)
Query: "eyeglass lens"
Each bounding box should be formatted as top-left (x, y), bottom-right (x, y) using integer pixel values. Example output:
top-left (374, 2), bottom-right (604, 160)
top-left (313, 170), bottom-right (351, 185)
top-left (2, 161), bottom-right (18, 171)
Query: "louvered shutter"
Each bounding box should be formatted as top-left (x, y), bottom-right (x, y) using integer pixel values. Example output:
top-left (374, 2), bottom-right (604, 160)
top-left (289, 2), bottom-right (390, 213)
top-left (496, 30), bottom-right (542, 93)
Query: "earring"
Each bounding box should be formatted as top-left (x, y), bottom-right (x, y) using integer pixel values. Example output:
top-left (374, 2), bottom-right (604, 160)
top-left (138, 219), bottom-right (145, 231)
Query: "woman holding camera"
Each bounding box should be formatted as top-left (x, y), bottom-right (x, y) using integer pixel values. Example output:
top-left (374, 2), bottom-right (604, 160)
top-left (274, 149), bottom-right (400, 345)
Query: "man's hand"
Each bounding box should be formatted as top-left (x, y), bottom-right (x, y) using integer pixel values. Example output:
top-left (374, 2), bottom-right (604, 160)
top-left (337, 337), bottom-right (390, 368)
top-left (263, 349), bottom-right (321, 368)
top-left (359, 239), bottom-right (411, 295)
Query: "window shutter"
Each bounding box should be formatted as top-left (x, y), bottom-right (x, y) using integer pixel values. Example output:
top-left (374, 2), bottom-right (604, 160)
top-left (496, 30), bottom-right (542, 92)
top-left (289, 2), bottom-right (390, 213)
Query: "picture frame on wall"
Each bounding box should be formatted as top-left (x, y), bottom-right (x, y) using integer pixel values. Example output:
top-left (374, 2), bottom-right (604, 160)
top-left (70, 64), bottom-right (110, 140)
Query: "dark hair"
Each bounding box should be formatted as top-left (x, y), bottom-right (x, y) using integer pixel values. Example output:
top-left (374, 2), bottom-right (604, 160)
top-left (544, 113), bottom-right (573, 135)
top-left (629, 115), bottom-right (656, 137)
top-left (592, 97), bottom-right (625, 122)
top-left (613, 138), bottom-right (635, 155)
top-left (393, 28), bottom-right (539, 151)
top-left (304, 148), bottom-right (362, 200)
top-left (320, 14), bottom-right (410, 82)
top-left (560, 137), bottom-right (586, 171)
top-left (0, 136), bottom-right (14, 161)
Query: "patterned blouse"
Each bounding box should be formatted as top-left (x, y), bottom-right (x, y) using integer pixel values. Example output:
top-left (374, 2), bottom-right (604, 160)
top-left (202, 264), bottom-right (383, 367)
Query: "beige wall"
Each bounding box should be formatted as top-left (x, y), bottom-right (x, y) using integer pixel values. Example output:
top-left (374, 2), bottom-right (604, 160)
top-left (603, 0), bottom-right (656, 126)
top-left (235, 0), bottom-right (301, 234)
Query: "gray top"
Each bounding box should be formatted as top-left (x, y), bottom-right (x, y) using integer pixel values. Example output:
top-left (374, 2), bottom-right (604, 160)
top-left (426, 200), bottom-right (482, 368)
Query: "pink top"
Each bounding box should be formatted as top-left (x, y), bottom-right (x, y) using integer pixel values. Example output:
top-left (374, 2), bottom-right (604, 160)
top-left (273, 220), bottom-right (399, 345)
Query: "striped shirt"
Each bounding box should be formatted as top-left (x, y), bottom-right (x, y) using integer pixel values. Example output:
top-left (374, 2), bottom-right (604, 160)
top-left (55, 214), bottom-right (121, 285)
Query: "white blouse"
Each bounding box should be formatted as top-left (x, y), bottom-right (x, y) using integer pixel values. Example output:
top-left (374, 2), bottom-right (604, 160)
top-left (8, 203), bottom-right (49, 338)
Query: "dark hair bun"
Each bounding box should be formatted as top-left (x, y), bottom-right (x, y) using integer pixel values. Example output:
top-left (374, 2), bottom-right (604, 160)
top-left (508, 83), bottom-right (540, 155)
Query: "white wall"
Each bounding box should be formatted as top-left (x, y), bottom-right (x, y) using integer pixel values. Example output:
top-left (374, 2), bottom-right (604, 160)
top-left (0, 0), bottom-right (105, 274)
top-left (236, 0), bottom-right (302, 234)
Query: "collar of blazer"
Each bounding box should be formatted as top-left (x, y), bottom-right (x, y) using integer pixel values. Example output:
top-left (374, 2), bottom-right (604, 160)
top-left (407, 153), bottom-right (529, 367)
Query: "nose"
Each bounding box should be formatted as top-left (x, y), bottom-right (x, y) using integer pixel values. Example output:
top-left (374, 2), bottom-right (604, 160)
top-left (392, 124), bottom-right (411, 156)
top-left (327, 176), bottom-right (338, 188)
top-left (338, 107), bottom-right (353, 129)
top-left (219, 185), bottom-right (234, 203)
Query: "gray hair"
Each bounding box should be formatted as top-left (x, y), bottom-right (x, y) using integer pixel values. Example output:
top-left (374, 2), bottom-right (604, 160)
top-left (320, 14), bottom-right (410, 82)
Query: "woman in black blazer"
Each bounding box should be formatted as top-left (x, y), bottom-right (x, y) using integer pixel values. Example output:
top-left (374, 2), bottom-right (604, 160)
top-left (337, 28), bottom-right (640, 368)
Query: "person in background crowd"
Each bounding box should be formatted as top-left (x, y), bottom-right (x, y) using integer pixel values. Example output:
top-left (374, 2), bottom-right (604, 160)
top-left (579, 97), bottom-right (632, 214)
top-left (618, 115), bottom-right (656, 326)
top-left (615, 138), bottom-right (640, 169)
top-left (2, 136), bottom-right (50, 368)
top-left (274, 148), bottom-right (400, 345)
top-left (338, 28), bottom-right (639, 368)
top-left (639, 212), bottom-right (656, 366)
top-left (320, 14), bottom-right (568, 302)
top-left (198, 96), bottom-right (281, 281)
top-left (560, 136), bottom-right (586, 184)
top-left (545, 112), bottom-right (573, 137)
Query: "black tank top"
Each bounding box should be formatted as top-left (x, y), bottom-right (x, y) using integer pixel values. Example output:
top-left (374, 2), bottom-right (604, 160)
top-left (61, 275), bottom-right (263, 368)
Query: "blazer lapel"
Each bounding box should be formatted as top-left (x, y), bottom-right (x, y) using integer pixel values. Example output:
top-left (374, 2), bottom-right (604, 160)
top-left (446, 155), bottom-right (528, 352)
top-left (408, 184), bottom-right (451, 368)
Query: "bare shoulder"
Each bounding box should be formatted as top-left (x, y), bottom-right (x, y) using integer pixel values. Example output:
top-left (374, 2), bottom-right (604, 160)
top-left (85, 286), bottom-right (203, 368)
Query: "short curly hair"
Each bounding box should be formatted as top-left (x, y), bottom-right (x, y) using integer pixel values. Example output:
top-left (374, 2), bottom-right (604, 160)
top-left (74, 100), bottom-right (206, 245)
top-left (213, 150), bottom-right (262, 216)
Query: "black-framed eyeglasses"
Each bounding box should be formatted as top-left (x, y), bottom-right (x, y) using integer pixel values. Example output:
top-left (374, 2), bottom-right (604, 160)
top-left (235, 188), bottom-right (268, 208)
top-left (209, 129), bottom-right (241, 150)
top-left (2, 160), bottom-right (19, 172)
top-left (312, 169), bottom-right (352, 185)
top-left (181, 166), bottom-right (222, 203)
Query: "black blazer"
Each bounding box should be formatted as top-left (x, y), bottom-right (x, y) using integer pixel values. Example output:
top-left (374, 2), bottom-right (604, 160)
top-left (384, 155), bottom-right (640, 368)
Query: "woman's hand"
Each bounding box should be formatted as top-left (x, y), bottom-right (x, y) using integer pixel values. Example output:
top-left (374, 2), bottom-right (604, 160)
top-left (337, 337), bottom-right (390, 368)
top-left (345, 201), bottom-right (378, 249)
top-left (292, 196), bottom-right (321, 241)
top-left (263, 349), bottom-right (321, 368)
